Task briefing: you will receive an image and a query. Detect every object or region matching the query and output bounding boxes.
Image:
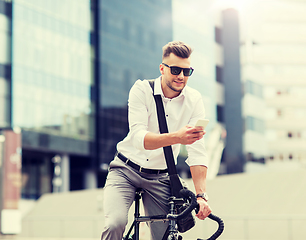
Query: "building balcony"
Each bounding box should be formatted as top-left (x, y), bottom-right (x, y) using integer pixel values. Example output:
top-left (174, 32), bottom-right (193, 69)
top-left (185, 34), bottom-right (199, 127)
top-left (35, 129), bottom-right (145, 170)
top-left (266, 119), bottom-right (306, 130)
top-left (266, 95), bottom-right (306, 108)
top-left (268, 139), bottom-right (306, 152)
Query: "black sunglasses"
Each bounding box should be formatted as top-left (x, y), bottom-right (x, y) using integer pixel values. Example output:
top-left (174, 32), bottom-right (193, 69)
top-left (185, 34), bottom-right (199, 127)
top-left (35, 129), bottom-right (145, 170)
top-left (162, 63), bottom-right (194, 77)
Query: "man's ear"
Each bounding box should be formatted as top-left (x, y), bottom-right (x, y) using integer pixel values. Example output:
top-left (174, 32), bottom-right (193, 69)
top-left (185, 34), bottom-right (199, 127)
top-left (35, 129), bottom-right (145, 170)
top-left (159, 63), bottom-right (164, 75)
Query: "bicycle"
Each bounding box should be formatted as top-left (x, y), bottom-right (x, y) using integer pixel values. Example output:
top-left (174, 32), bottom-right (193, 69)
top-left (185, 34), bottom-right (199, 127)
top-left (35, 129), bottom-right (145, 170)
top-left (123, 188), bottom-right (224, 240)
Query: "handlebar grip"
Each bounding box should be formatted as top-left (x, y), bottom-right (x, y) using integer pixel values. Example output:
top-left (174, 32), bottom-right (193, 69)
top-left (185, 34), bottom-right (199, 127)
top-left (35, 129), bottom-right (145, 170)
top-left (198, 213), bottom-right (224, 240)
top-left (181, 189), bottom-right (224, 240)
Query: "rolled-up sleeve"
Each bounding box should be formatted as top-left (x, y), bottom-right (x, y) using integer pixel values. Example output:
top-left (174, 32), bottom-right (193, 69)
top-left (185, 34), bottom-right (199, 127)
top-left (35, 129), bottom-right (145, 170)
top-left (185, 138), bottom-right (209, 167)
top-left (185, 96), bottom-right (209, 167)
top-left (128, 80), bottom-right (150, 151)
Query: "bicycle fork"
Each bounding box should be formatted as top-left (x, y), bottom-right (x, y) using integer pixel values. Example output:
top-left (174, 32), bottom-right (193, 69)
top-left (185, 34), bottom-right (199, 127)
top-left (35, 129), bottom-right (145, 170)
top-left (162, 197), bottom-right (182, 240)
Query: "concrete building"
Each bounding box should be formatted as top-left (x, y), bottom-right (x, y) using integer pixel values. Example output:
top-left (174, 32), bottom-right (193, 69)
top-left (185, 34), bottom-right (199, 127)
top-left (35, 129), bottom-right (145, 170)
top-left (239, 0), bottom-right (306, 171)
top-left (239, 3), bottom-right (267, 170)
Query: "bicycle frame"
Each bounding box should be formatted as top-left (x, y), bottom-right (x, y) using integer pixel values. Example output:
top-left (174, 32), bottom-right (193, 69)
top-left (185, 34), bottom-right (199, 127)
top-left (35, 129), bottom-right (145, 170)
top-left (123, 189), bottom-right (224, 240)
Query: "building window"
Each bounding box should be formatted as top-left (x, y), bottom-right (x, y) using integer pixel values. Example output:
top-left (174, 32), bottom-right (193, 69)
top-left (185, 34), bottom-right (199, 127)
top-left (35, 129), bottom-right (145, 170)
top-left (0, 63), bottom-right (11, 80)
top-left (101, 9), bottom-right (108, 32)
top-left (123, 69), bottom-right (131, 90)
top-left (245, 80), bottom-right (263, 98)
top-left (123, 19), bottom-right (130, 41)
top-left (215, 26), bottom-right (222, 44)
top-left (149, 31), bottom-right (156, 51)
top-left (0, 0), bottom-right (12, 17)
top-left (216, 66), bottom-right (223, 83)
top-left (245, 116), bottom-right (265, 133)
top-left (137, 25), bottom-right (144, 46)
top-left (217, 105), bottom-right (224, 123)
top-left (102, 61), bottom-right (109, 85)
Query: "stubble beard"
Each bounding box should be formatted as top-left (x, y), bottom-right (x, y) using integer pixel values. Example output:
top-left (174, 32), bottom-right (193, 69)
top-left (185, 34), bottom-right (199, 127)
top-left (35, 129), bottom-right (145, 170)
top-left (166, 79), bottom-right (184, 93)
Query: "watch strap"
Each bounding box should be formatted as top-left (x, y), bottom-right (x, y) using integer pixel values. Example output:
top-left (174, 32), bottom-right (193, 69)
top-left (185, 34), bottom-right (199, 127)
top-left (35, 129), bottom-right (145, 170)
top-left (196, 193), bottom-right (209, 201)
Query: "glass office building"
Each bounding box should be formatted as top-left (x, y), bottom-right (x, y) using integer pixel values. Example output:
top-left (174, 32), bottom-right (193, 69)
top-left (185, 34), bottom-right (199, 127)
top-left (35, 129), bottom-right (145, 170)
top-left (8, 0), bottom-right (93, 198)
top-left (241, 0), bottom-right (306, 167)
top-left (98, 0), bottom-right (173, 174)
top-left (0, 0), bottom-right (173, 199)
top-left (12, 0), bottom-right (93, 141)
top-left (171, 0), bottom-right (217, 176)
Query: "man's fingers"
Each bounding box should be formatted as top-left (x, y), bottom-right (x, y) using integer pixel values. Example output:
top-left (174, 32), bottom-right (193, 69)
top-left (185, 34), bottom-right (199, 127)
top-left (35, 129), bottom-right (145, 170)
top-left (196, 210), bottom-right (211, 220)
top-left (196, 200), bottom-right (212, 220)
top-left (179, 126), bottom-right (206, 145)
top-left (186, 126), bottom-right (203, 133)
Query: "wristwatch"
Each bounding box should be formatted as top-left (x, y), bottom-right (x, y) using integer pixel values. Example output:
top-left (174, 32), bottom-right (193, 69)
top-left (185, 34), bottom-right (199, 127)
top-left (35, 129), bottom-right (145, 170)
top-left (196, 192), bottom-right (209, 202)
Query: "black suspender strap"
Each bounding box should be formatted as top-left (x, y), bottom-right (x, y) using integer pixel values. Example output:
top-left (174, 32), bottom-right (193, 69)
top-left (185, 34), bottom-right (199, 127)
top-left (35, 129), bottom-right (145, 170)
top-left (148, 79), bottom-right (183, 197)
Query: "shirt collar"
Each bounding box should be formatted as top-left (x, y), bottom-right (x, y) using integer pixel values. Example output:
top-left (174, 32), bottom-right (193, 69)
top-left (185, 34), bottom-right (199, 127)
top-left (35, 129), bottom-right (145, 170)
top-left (154, 76), bottom-right (186, 99)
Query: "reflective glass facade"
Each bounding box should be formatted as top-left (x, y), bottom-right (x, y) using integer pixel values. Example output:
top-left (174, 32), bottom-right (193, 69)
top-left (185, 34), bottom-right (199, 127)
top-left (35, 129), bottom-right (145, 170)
top-left (172, 0), bottom-right (217, 174)
top-left (98, 0), bottom-right (173, 166)
top-left (1, 0), bottom-right (173, 195)
top-left (11, 0), bottom-right (93, 147)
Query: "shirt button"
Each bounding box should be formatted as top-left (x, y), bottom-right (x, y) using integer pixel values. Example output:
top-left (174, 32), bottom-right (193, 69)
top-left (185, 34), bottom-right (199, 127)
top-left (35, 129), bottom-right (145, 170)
top-left (166, 115), bottom-right (168, 117)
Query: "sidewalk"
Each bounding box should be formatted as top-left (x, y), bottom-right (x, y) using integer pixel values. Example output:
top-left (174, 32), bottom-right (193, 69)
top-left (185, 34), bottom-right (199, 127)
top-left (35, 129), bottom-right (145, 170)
top-left (1, 237), bottom-right (97, 240)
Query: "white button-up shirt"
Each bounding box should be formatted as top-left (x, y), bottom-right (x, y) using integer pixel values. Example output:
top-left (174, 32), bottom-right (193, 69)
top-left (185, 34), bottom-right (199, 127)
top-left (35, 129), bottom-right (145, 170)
top-left (117, 76), bottom-right (208, 170)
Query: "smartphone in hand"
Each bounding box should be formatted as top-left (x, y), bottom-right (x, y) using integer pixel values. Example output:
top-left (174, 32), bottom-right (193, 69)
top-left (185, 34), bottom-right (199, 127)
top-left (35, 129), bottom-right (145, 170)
top-left (195, 119), bottom-right (209, 131)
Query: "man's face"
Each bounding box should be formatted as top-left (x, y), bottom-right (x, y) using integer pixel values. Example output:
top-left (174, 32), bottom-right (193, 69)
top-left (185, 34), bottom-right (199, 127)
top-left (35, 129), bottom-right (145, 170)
top-left (160, 53), bottom-right (192, 98)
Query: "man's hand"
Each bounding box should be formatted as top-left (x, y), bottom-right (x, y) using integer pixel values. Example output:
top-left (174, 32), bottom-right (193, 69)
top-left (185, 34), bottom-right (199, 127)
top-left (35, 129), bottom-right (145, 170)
top-left (195, 198), bottom-right (212, 220)
top-left (176, 125), bottom-right (205, 145)
top-left (144, 125), bottom-right (205, 150)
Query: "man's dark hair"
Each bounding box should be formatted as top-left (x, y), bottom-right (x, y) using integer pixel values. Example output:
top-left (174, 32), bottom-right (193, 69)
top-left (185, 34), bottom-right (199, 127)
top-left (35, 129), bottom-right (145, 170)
top-left (162, 41), bottom-right (193, 59)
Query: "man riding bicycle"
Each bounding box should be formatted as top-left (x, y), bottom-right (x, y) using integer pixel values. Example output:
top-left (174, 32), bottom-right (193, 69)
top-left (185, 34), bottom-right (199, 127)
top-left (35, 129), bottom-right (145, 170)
top-left (101, 41), bottom-right (212, 240)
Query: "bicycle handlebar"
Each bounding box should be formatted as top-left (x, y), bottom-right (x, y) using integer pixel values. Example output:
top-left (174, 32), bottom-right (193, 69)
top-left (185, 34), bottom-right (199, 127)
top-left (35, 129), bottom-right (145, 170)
top-left (204, 214), bottom-right (224, 240)
top-left (167, 189), bottom-right (224, 240)
top-left (166, 189), bottom-right (197, 220)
